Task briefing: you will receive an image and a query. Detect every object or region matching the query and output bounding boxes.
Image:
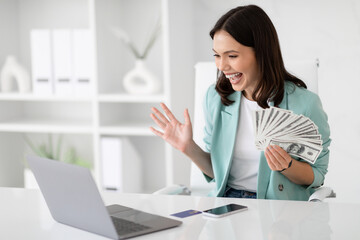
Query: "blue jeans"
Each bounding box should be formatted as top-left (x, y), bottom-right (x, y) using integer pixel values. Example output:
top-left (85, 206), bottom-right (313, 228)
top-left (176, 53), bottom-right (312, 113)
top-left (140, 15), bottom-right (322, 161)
top-left (224, 187), bottom-right (257, 199)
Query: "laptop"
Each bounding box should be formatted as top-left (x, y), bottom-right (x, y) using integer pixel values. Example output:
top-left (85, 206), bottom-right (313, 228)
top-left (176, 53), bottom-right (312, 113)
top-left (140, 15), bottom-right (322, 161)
top-left (27, 155), bottom-right (182, 239)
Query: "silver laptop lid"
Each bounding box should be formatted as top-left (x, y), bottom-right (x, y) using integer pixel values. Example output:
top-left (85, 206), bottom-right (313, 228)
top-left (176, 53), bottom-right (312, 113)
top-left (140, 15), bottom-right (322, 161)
top-left (27, 155), bottom-right (118, 239)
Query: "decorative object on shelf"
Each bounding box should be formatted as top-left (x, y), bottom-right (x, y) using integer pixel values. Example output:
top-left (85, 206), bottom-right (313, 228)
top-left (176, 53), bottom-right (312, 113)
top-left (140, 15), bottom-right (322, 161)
top-left (122, 59), bottom-right (160, 94)
top-left (23, 134), bottom-right (91, 188)
top-left (23, 134), bottom-right (91, 169)
top-left (24, 134), bottom-right (62, 161)
top-left (112, 19), bottom-right (161, 95)
top-left (63, 146), bottom-right (91, 169)
top-left (0, 55), bottom-right (31, 93)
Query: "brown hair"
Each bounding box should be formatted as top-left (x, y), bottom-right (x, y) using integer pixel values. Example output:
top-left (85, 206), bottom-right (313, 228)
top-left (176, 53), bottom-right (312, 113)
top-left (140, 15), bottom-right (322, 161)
top-left (210, 5), bottom-right (306, 108)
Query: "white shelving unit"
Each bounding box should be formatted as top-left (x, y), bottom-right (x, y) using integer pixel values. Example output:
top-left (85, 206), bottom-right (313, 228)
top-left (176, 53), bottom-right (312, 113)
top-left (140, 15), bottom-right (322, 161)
top-left (0, 0), bottom-right (195, 193)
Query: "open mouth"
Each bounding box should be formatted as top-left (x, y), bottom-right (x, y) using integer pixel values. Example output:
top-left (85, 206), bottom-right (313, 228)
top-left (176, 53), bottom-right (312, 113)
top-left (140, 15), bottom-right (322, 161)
top-left (225, 72), bottom-right (243, 84)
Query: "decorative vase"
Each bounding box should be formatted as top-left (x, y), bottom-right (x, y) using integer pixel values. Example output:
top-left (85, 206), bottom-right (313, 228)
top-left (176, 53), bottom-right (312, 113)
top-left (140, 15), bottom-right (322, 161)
top-left (123, 59), bottom-right (160, 95)
top-left (0, 55), bottom-right (31, 93)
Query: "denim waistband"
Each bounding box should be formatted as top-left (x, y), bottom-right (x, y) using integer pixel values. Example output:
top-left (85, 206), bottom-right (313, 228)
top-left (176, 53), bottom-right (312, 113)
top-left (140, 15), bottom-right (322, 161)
top-left (224, 187), bottom-right (257, 199)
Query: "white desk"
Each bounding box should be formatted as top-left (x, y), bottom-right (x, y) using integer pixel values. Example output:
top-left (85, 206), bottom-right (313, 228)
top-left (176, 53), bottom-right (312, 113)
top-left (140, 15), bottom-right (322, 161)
top-left (1, 187), bottom-right (359, 240)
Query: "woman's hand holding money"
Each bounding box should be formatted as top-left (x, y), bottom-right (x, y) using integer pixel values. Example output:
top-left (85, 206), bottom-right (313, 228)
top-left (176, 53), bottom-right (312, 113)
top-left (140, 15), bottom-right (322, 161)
top-left (265, 145), bottom-right (293, 172)
top-left (265, 145), bottom-right (314, 185)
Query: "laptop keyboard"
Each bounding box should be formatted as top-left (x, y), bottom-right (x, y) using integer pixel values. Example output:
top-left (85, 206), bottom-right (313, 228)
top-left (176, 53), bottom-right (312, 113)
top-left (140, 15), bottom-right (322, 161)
top-left (111, 217), bottom-right (151, 236)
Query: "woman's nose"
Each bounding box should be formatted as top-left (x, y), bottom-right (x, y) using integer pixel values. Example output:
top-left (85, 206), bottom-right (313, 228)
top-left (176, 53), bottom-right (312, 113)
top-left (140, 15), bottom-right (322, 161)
top-left (217, 58), bottom-right (229, 72)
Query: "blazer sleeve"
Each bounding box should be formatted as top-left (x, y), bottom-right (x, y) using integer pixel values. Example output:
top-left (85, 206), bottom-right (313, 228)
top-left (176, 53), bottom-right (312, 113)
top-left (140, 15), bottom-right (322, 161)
top-left (202, 84), bottom-right (218, 182)
top-left (202, 84), bottom-right (217, 153)
top-left (304, 93), bottom-right (331, 189)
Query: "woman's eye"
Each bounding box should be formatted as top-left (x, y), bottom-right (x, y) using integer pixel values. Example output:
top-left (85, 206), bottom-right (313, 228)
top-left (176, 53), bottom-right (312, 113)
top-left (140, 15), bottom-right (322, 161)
top-left (213, 54), bottom-right (220, 58)
top-left (229, 55), bottom-right (238, 58)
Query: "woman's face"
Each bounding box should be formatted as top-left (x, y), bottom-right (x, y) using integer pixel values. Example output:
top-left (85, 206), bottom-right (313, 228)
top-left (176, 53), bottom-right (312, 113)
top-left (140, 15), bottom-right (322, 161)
top-left (213, 30), bottom-right (260, 100)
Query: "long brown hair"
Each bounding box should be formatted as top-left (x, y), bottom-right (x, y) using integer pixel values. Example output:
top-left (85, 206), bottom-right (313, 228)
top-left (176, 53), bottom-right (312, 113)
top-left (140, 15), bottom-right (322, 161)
top-left (210, 5), bottom-right (306, 108)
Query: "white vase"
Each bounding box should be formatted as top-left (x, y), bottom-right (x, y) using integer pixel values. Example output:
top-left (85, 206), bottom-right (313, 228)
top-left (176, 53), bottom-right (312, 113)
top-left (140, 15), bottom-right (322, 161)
top-left (123, 59), bottom-right (160, 94)
top-left (0, 55), bottom-right (31, 93)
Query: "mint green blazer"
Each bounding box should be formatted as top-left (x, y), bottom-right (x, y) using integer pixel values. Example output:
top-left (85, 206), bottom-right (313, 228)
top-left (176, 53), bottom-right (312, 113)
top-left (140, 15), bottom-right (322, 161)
top-left (203, 82), bottom-right (331, 201)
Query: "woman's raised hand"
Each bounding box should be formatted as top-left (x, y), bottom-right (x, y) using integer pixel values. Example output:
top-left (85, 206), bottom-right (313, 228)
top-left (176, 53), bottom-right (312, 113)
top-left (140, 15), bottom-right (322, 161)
top-left (150, 103), bottom-right (193, 153)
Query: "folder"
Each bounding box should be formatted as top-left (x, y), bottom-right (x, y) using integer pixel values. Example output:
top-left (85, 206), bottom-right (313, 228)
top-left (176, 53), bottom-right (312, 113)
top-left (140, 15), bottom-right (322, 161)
top-left (52, 29), bottom-right (73, 95)
top-left (100, 137), bottom-right (142, 192)
top-left (72, 29), bottom-right (95, 96)
top-left (30, 30), bottom-right (53, 95)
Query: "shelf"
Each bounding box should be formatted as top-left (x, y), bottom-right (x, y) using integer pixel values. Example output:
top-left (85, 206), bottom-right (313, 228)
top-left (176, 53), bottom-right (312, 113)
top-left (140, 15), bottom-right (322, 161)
top-left (0, 93), bottom-right (93, 102)
top-left (0, 0), bottom-right (177, 192)
top-left (0, 93), bottom-right (165, 103)
top-left (98, 93), bottom-right (165, 103)
top-left (99, 123), bottom-right (154, 136)
top-left (0, 119), bottom-right (93, 134)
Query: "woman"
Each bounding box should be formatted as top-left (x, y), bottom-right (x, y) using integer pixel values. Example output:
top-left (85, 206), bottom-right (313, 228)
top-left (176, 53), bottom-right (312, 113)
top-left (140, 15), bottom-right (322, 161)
top-left (150, 5), bottom-right (331, 200)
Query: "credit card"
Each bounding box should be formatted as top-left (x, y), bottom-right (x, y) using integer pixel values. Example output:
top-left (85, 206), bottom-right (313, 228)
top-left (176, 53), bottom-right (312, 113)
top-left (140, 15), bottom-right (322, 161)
top-left (171, 209), bottom-right (202, 218)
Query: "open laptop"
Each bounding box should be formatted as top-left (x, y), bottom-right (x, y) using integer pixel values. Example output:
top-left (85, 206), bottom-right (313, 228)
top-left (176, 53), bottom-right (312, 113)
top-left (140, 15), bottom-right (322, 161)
top-left (27, 155), bottom-right (182, 239)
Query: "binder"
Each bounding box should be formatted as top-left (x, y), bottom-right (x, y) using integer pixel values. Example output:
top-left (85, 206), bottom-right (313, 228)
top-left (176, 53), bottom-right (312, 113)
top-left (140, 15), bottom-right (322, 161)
top-left (52, 29), bottom-right (73, 95)
top-left (30, 30), bottom-right (53, 95)
top-left (100, 137), bottom-right (142, 192)
top-left (72, 29), bottom-right (95, 96)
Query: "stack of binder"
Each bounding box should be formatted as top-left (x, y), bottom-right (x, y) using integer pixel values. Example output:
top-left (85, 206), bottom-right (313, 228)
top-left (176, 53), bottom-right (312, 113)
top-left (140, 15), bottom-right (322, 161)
top-left (30, 29), bottom-right (94, 96)
top-left (100, 137), bottom-right (142, 192)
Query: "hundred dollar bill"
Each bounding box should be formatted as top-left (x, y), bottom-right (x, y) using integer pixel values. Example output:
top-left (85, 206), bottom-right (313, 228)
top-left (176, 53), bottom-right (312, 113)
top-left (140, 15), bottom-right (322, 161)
top-left (269, 139), bottom-right (322, 164)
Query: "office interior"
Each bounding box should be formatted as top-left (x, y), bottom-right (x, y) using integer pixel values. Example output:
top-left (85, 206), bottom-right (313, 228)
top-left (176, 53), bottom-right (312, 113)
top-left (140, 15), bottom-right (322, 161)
top-left (0, 0), bottom-right (359, 205)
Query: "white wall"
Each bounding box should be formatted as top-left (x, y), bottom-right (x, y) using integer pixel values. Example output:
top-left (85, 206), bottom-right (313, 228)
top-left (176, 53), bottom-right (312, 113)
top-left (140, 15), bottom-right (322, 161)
top-left (173, 0), bottom-right (360, 203)
top-left (266, 0), bottom-right (360, 204)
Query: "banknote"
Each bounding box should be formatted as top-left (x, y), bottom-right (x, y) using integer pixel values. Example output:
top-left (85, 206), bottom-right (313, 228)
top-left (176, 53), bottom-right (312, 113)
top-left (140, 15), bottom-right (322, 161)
top-left (253, 107), bottom-right (323, 164)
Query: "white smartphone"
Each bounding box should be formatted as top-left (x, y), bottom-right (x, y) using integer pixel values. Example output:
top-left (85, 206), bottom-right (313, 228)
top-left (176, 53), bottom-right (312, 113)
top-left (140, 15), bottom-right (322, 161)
top-left (202, 203), bottom-right (248, 218)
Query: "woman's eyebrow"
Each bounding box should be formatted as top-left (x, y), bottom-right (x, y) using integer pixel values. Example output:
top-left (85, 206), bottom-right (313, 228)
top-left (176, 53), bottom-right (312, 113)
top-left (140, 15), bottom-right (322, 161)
top-left (212, 49), bottom-right (239, 54)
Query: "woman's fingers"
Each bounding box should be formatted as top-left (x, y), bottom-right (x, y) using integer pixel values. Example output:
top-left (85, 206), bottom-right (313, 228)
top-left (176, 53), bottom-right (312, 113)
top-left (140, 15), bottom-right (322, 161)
top-left (149, 104), bottom-right (193, 152)
top-left (149, 126), bottom-right (164, 137)
top-left (265, 145), bottom-right (292, 171)
top-left (265, 148), bottom-right (281, 170)
top-left (150, 112), bottom-right (166, 129)
top-left (151, 103), bottom-right (180, 127)
top-left (271, 145), bottom-right (290, 160)
top-left (151, 107), bottom-right (169, 126)
top-left (160, 103), bottom-right (178, 123)
top-left (184, 108), bottom-right (192, 126)
top-left (271, 145), bottom-right (291, 168)
top-left (265, 146), bottom-right (286, 170)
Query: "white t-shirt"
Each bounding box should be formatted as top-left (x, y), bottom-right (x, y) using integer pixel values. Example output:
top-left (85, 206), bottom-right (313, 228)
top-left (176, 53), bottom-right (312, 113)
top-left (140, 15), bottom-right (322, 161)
top-left (227, 95), bottom-right (262, 192)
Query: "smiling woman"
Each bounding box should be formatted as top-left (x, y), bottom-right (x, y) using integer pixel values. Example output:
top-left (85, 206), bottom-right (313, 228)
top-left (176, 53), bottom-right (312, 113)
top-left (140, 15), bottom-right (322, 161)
top-left (212, 29), bottom-right (260, 99)
top-left (150, 4), bottom-right (331, 201)
top-left (210, 6), bottom-right (307, 108)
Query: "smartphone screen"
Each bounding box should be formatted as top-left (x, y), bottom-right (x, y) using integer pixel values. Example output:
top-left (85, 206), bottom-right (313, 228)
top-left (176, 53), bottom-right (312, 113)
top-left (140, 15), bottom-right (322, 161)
top-left (202, 204), bottom-right (248, 217)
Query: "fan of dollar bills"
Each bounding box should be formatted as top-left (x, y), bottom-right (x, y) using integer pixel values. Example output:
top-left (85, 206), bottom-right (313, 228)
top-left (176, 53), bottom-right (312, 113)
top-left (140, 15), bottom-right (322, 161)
top-left (252, 107), bottom-right (323, 164)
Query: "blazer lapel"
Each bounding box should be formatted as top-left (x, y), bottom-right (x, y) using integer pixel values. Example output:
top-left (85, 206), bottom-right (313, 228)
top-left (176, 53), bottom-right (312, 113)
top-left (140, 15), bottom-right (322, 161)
top-left (212, 91), bottom-right (241, 195)
top-left (222, 92), bottom-right (241, 115)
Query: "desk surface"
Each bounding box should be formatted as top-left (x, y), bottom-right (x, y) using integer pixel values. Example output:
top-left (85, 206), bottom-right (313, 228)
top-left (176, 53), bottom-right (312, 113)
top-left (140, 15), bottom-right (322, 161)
top-left (1, 187), bottom-right (359, 240)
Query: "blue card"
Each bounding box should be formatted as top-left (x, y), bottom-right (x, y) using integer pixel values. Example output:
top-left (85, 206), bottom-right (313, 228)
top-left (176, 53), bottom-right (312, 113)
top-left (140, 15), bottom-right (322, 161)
top-left (171, 209), bottom-right (202, 218)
